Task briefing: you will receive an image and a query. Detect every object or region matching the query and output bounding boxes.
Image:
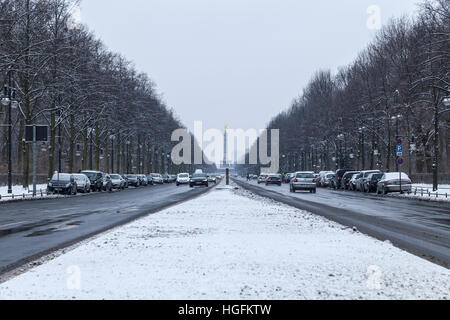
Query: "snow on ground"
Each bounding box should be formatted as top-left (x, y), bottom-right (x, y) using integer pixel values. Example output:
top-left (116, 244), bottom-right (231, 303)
top-left (0, 186), bottom-right (448, 300)
top-left (0, 184), bottom-right (48, 202)
top-left (390, 184), bottom-right (450, 202)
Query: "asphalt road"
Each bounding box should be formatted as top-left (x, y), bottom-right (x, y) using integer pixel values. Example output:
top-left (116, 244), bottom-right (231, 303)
top-left (0, 183), bottom-right (215, 274)
top-left (233, 178), bottom-right (450, 268)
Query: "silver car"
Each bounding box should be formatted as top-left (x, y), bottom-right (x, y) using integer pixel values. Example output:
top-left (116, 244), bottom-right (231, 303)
top-left (377, 172), bottom-right (412, 195)
top-left (355, 170), bottom-right (382, 192)
top-left (290, 172), bottom-right (317, 193)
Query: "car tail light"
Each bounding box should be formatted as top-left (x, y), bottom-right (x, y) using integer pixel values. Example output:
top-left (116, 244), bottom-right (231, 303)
top-left (294, 179), bottom-right (298, 183)
top-left (370, 181), bottom-right (374, 185)
top-left (407, 181), bottom-right (412, 185)
top-left (346, 178), bottom-right (349, 183)
top-left (277, 178), bottom-right (281, 181)
top-left (385, 181), bottom-right (392, 185)
top-left (312, 179), bottom-right (316, 183)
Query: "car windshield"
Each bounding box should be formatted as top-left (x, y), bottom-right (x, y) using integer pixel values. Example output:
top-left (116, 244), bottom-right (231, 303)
top-left (151, 174), bottom-right (159, 177)
top-left (269, 175), bottom-right (281, 178)
top-left (193, 174), bottom-right (207, 178)
top-left (82, 172), bottom-right (98, 180)
top-left (51, 174), bottom-right (71, 181)
top-left (128, 175), bottom-right (137, 179)
top-left (179, 174), bottom-right (189, 178)
top-left (296, 173), bottom-right (314, 179)
top-left (110, 175), bottom-right (121, 179)
top-left (372, 174), bottom-right (383, 180)
top-left (326, 174), bottom-right (334, 178)
top-left (364, 171), bottom-right (380, 177)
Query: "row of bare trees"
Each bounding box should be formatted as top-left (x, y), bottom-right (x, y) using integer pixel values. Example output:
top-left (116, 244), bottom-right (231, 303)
top-left (246, 0), bottom-right (449, 183)
top-left (0, 0), bottom-right (201, 187)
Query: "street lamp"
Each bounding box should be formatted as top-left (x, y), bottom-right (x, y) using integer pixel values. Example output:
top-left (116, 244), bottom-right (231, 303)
top-left (2, 72), bottom-right (18, 194)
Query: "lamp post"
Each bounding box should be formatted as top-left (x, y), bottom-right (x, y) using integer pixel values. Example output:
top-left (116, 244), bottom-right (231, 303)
top-left (359, 127), bottom-right (366, 170)
top-left (391, 115), bottom-right (402, 172)
top-left (110, 134), bottom-right (116, 173)
top-left (2, 72), bottom-right (18, 194)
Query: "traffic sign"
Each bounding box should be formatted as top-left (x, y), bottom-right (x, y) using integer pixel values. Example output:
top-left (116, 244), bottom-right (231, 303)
top-left (396, 145), bottom-right (403, 157)
top-left (25, 125), bottom-right (48, 142)
top-left (397, 157), bottom-right (404, 165)
top-left (397, 138), bottom-right (403, 146)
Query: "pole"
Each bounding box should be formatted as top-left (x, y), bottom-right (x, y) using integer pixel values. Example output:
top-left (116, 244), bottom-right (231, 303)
top-left (58, 118), bottom-right (61, 173)
top-left (111, 137), bottom-right (114, 173)
top-left (361, 129), bottom-right (365, 170)
top-left (32, 125), bottom-right (37, 196)
top-left (7, 72), bottom-right (12, 194)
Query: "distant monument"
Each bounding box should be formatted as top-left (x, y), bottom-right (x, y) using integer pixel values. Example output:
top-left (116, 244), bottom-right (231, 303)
top-left (220, 125), bottom-right (231, 169)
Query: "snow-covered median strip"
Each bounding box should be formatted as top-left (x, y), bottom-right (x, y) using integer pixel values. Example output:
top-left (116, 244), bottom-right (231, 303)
top-left (0, 186), bottom-right (448, 300)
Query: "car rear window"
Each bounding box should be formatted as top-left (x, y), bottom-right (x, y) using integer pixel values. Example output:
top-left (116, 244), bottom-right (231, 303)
top-left (296, 173), bottom-right (314, 179)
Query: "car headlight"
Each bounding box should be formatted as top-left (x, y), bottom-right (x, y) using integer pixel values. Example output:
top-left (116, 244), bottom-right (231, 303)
top-left (66, 183), bottom-right (71, 188)
top-left (48, 183), bottom-right (53, 187)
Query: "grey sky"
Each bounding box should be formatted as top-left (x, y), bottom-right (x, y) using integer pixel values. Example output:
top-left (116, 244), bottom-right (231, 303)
top-left (80, 0), bottom-right (419, 134)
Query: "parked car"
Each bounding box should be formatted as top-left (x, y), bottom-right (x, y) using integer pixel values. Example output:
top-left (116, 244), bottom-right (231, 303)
top-left (81, 170), bottom-right (104, 192)
top-left (146, 174), bottom-right (154, 185)
top-left (340, 171), bottom-right (360, 190)
top-left (126, 175), bottom-right (140, 187)
top-left (284, 173), bottom-right (294, 184)
top-left (151, 173), bottom-right (164, 184)
top-left (290, 172), bottom-right (317, 193)
top-left (190, 172), bottom-right (209, 188)
top-left (162, 174), bottom-right (170, 183)
top-left (363, 173), bottom-right (384, 193)
top-left (47, 173), bottom-right (77, 195)
top-left (317, 171), bottom-right (334, 187)
top-left (102, 173), bottom-right (113, 192)
top-left (176, 173), bottom-right (190, 186)
top-left (138, 174), bottom-right (149, 186)
top-left (333, 169), bottom-right (355, 189)
top-left (168, 175), bottom-right (177, 183)
top-left (266, 174), bottom-right (282, 186)
top-left (258, 174), bottom-right (268, 184)
top-left (377, 172), bottom-right (412, 195)
top-left (110, 174), bottom-right (126, 190)
top-left (322, 173), bottom-right (335, 188)
top-left (122, 175), bottom-right (129, 188)
top-left (349, 173), bottom-right (360, 191)
top-left (73, 173), bottom-right (91, 193)
top-left (355, 170), bottom-right (382, 192)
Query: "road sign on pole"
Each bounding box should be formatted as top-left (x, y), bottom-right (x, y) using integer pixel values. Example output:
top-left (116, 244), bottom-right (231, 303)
top-left (396, 145), bottom-right (403, 157)
top-left (397, 157), bottom-right (404, 165)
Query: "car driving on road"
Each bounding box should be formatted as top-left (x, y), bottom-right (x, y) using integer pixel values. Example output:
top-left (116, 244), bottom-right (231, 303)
top-left (290, 171), bottom-right (317, 193)
top-left (176, 173), bottom-right (190, 186)
top-left (258, 174), bottom-right (268, 184)
top-left (266, 174), bottom-right (282, 186)
top-left (190, 172), bottom-right (208, 188)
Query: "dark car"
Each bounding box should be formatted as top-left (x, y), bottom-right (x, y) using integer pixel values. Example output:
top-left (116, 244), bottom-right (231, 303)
top-left (126, 175), bottom-right (140, 187)
top-left (189, 173), bottom-right (209, 188)
top-left (334, 169), bottom-right (356, 190)
top-left (266, 174), bottom-right (282, 186)
top-left (47, 173), bottom-right (77, 195)
top-left (341, 171), bottom-right (360, 190)
top-left (81, 170), bottom-right (104, 192)
top-left (364, 173), bottom-right (384, 193)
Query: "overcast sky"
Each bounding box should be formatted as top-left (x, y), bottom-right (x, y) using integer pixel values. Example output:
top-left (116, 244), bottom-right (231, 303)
top-left (79, 0), bottom-right (419, 134)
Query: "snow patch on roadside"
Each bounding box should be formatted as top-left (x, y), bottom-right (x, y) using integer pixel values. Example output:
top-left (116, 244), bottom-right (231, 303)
top-left (0, 187), bottom-right (448, 300)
